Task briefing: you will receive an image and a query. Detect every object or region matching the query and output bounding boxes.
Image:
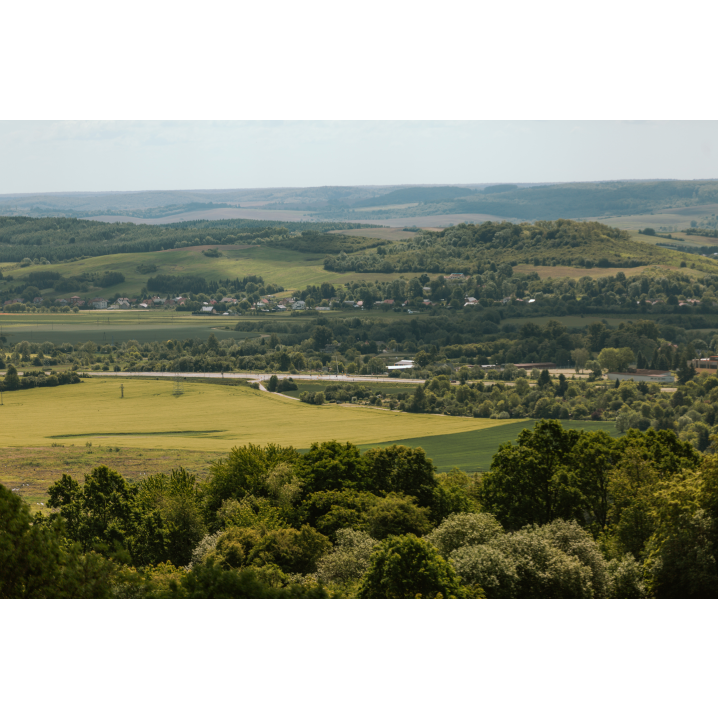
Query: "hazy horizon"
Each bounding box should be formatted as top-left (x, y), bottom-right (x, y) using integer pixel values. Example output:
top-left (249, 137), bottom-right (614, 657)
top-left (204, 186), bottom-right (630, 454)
top-left (1, 121), bottom-right (717, 195)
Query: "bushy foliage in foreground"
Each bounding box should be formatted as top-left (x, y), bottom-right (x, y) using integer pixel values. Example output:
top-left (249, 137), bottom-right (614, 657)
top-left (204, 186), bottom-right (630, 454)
top-left (4, 421), bottom-right (718, 598)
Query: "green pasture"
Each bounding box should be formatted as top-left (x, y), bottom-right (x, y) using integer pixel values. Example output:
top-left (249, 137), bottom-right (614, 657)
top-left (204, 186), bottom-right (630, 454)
top-left (6, 244), bottom-right (433, 297)
top-left (0, 314), bottom-right (257, 344)
top-left (359, 419), bottom-right (620, 473)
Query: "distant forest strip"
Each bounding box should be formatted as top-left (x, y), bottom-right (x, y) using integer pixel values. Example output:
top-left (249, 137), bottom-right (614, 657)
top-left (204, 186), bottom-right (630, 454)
top-left (0, 217), bottom-right (375, 263)
top-left (315, 180), bottom-right (718, 221)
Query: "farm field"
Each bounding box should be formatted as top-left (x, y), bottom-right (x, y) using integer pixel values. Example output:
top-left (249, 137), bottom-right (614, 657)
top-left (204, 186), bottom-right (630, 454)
top-left (359, 419), bottom-right (620, 473)
top-left (629, 230), bottom-right (718, 250)
top-left (0, 377), bottom-right (512, 453)
top-left (586, 204), bottom-right (718, 231)
top-left (0, 314), bottom-right (254, 344)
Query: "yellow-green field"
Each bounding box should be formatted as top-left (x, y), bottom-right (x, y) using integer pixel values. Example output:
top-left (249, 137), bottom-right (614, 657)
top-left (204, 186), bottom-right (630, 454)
top-left (0, 313), bottom-right (250, 345)
top-left (0, 378), bottom-right (512, 452)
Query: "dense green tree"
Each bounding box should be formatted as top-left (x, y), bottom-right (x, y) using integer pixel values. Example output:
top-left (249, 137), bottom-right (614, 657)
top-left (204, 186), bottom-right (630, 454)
top-left (357, 534), bottom-right (468, 598)
top-left (174, 561), bottom-right (330, 598)
top-left (0, 485), bottom-right (124, 598)
top-left (133, 468), bottom-right (205, 567)
top-left (605, 446), bottom-right (660, 559)
top-left (2, 364), bottom-right (20, 390)
top-left (363, 445), bottom-right (437, 506)
top-left (47, 466), bottom-right (136, 554)
top-left (204, 443), bottom-right (301, 521)
top-left (478, 421), bottom-right (584, 530)
top-left (569, 431), bottom-right (620, 530)
top-left (299, 441), bottom-right (367, 494)
top-left (364, 493), bottom-right (432, 540)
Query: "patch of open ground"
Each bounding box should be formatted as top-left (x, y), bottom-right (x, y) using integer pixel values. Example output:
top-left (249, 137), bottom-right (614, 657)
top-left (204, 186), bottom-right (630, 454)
top-left (0, 445), bottom-right (224, 511)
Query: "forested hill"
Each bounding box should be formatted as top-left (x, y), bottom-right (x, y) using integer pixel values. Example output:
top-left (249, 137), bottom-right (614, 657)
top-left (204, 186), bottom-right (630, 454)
top-left (323, 219), bottom-right (704, 275)
top-left (315, 180), bottom-right (718, 221)
top-left (351, 186), bottom-right (479, 207)
top-left (0, 216), bottom-right (372, 263)
top-left (450, 180), bottom-right (718, 220)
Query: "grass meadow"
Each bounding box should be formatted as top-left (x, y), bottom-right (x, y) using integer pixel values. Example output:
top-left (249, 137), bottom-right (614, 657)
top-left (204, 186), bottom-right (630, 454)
top-left (7, 244), bottom-right (435, 298)
top-left (0, 313), bottom-right (255, 345)
top-left (360, 419), bottom-right (620, 473)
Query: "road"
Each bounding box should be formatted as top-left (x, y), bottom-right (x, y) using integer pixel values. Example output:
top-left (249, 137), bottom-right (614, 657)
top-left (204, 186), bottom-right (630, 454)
top-left (1, 369), bottom-right (677, 392)
top-left (80, 371), bottom-right (427, 384)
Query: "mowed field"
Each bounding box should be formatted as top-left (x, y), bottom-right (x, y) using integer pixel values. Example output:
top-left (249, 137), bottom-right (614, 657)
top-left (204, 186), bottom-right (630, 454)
top-left (0, 378), bottom-right (511, 452)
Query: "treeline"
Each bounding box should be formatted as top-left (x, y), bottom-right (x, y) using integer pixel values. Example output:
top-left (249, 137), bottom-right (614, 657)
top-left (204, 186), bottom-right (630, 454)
top-left (6, 311), bottom-right (710, 383)
top-left (317, 180), bottom-right (718, 222)
top-left (328, 264), bottom-right (718, 321)
top-left (5, 421), bottom-right (718, 598)
top-left (0, 365), bottom-right (81, 391)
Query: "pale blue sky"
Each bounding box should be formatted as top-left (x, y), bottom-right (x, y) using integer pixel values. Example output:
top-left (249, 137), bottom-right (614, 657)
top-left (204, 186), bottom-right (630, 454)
top-left (1, 121), bottom-right (716, 194)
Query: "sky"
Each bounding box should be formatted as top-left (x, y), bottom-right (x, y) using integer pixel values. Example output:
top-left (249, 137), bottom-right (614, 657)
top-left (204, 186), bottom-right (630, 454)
top-left (1, 121), bottom-right (717, 195)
